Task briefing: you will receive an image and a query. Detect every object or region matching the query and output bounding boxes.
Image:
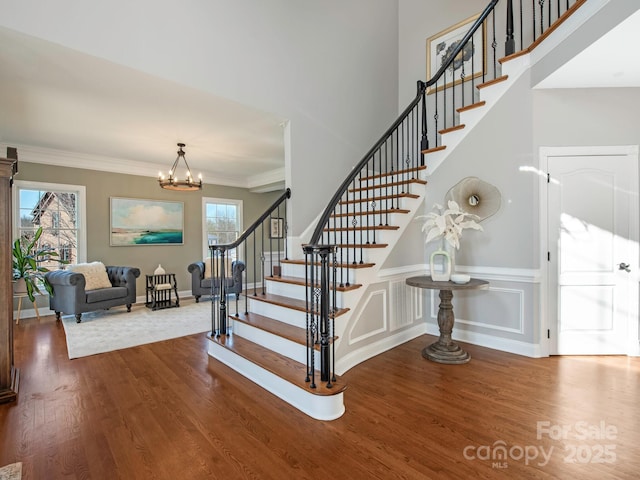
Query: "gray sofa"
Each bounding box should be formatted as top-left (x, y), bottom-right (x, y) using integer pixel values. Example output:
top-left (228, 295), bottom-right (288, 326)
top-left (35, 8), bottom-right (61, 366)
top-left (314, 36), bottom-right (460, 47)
top-left (45, 266), bottom-right (140, 323)
top-left (188, 260), bottom-right (245, 302)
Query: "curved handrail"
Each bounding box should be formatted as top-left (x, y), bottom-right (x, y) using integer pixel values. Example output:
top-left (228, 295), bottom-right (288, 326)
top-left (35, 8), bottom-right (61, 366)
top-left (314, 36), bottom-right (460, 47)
top-left (210, 188), bottom-right (291, 251)
top-left (309, 0), bottom-right (499, 244)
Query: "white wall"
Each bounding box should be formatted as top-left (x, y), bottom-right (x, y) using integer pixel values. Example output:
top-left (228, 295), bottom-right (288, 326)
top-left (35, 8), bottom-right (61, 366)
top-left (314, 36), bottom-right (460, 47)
top-left (398, 0), bottom-right (488, 106)
top-left (395, 0), bottom-right (640, 355)
top-left (0, 0), bottom-right (400, 236)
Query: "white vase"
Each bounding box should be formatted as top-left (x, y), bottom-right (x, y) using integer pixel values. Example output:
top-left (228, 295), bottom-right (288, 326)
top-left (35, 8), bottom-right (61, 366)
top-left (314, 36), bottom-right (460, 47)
top-left (444, 241), bottom-right (457, 275)
top-left (154, 264), bottom-right (166, 275)
top-left (429, 248), bottom-right (451, 281)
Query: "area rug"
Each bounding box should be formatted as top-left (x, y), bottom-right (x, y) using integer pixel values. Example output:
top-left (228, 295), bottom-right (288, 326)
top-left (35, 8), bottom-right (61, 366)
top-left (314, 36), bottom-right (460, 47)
top-left (61, 302), bottom-right (212, 359)
top-left (0, 462), bottom-right (21, 480)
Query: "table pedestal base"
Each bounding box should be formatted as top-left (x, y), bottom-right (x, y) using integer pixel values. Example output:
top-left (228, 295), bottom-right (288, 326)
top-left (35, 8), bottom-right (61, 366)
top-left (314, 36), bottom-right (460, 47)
top-left (422, 341), bottom-right (470, 364)
top-left (424, 288), bottom-right (470, 364)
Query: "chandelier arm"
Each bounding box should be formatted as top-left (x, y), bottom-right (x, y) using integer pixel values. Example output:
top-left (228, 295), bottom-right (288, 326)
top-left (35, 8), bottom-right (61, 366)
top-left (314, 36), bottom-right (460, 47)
top-left (181, 156), bottom-right (195, 178)
top-left (169, 157), bottom-right (181, 178)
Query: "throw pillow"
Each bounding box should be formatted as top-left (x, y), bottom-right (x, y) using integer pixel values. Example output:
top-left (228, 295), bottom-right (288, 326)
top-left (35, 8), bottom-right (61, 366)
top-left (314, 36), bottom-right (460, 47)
top-left (203, 257), bottom-right (233, 279)
top-left (68, 261), bottom-right (112, 290)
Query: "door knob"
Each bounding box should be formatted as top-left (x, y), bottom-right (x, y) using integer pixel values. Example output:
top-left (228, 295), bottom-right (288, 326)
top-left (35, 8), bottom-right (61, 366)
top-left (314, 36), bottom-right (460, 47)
top-left (618, 262), bottom-right (631, 272)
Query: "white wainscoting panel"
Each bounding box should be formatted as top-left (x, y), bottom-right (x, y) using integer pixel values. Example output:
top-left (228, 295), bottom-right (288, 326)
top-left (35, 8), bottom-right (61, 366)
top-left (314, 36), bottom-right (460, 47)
top-left (348, 289), bottom-right (387, 345)
top-left (429, 286), bottom-right (525, 334)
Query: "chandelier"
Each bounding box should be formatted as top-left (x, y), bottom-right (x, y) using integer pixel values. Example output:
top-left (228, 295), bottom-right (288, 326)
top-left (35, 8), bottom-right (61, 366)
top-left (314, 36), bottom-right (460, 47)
top-left (158, 143), bottom-right (202, 191)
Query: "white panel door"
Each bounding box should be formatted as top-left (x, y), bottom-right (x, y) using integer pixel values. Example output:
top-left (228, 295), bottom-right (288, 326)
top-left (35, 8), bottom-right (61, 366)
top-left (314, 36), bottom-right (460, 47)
top-left (548, 153), bottom-right (638, 355)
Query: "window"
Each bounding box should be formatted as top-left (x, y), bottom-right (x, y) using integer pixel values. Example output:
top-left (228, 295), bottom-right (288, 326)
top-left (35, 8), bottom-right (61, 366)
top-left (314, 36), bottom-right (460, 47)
top-left (13, 181), bottom-right (87, 270)
top-left (51, 211), bottom-right (60, 235)
top-left (202, 197), bottom-right (243, 260)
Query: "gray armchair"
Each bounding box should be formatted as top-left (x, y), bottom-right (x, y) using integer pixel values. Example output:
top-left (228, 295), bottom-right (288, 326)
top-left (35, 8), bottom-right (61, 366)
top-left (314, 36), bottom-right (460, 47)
top-left (45, 266), bottom-right (140, 323)
top-left (188, 260), bottom-right (245, 302)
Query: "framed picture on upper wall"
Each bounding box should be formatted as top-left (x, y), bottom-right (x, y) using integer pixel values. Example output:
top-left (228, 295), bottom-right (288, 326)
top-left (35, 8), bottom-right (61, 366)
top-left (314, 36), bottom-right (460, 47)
top-left (270, 217), bottom-right (284, 239)
top-left (110, 197), bottom-right (184, 246)
top-left (426, 13), bottom-right (485, 94)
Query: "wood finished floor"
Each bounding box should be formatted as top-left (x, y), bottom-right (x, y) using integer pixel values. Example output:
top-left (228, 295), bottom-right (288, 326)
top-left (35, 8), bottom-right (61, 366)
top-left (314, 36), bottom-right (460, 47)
top-left (1, 311), bottom-right (639, 479)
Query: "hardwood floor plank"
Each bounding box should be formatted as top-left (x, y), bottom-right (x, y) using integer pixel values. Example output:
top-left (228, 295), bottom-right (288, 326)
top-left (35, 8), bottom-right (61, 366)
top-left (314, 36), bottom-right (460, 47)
top-left (1, 314), bottom-right (639, 479)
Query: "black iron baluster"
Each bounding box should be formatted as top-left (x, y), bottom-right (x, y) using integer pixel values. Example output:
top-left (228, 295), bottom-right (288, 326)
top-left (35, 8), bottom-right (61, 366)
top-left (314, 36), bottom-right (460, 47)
top-left (331, 252), bottom-right (337, 384)
top-left (244, 241), bottom-right (248, 314)
top-left (520, 0), bottom-right (524, 51)
top-left (492, 12), bottom-right (497, 79)
top-left (443, 71), bottom-right (447, 136)
top-left (506, 0), bottom-right (515, 55)
top-left (532, 0), bottom-right (537, 42)
top-left (260, 222), bottom-right (265, 295)
top-left (219, 249), bottom-right (227, 335)
top-left (304, 245), bottom-right (311, 384)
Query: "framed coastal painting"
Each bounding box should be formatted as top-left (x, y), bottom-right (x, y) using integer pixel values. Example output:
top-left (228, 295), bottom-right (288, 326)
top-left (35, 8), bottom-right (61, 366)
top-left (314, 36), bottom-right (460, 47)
top-left (110, 197), bottom-right (184, 246)
top-left (426, 14), bottom-right (485, 94)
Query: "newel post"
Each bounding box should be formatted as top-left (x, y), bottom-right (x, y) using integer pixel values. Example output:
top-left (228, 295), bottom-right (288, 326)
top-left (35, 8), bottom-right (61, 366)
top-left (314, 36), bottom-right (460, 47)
top-left (505, 0), bottom-right (515, 55)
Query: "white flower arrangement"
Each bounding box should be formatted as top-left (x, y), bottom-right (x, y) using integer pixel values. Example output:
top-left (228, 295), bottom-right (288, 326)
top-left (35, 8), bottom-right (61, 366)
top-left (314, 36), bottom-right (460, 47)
top-left (419, 200), bottom-right (483, 249)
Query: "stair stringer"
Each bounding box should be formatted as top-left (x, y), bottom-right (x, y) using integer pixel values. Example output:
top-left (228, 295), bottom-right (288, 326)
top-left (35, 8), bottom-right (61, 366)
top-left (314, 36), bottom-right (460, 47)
top-left (424, 57), bottom-right (529, 176)
top-left (305, 63), bottom-right (532, 376)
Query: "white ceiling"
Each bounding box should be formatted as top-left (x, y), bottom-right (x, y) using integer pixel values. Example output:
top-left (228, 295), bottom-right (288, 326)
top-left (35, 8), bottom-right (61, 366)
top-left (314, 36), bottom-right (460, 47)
top-left (535, 8), bottom-right (640, 89)
top-left (0, 26), bottom-right (286, 191)
top-left (1, 7), bottom-right (638, 191)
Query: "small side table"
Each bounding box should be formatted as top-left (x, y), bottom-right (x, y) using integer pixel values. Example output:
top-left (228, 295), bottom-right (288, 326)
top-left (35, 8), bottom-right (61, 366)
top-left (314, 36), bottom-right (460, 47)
top-left (145, 273), bottom-right (180, 311)
top-left (406, 275), bottom-right (489, 364)
top-left (14, 294), bottom-right (41, 325)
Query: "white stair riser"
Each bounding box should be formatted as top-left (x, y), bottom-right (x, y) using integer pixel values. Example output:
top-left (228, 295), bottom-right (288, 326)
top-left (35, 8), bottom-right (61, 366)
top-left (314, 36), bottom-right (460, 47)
top-left (232, 320), bottom-right (320, 365)
top-left (266, 279), bottom-right (346, 305)
top-left (247, 299), bottom-right (307, 327)
top-left (235, 320), bottom-right (322, 366)
top-left (280, 262), bottom-right (370, 284)
top-left (208, 341), bottom-right (345, 421)
top-left (322, 230), bottom-right (393, 246)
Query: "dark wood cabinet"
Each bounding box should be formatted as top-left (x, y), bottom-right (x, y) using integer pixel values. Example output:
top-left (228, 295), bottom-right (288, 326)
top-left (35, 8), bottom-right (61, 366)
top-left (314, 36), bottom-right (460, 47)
top-left (0, 157), bottom-right (19, 403)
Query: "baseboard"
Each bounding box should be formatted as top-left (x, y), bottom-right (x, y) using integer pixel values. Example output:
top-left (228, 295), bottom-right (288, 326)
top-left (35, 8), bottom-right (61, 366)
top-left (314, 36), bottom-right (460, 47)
top-left (425, 324), bottom-right (543, 358)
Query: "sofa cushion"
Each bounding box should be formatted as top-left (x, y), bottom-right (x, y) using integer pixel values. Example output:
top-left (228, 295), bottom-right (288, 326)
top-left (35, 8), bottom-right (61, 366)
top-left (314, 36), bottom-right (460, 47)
top-left (85, 286), bottom-right (128, 303)
top-left (68, 261), bottom-right (113, 290)
top-left (201, 277), bottom-right (234, 289)
top-left (203, 257), bottom-right (233, 279)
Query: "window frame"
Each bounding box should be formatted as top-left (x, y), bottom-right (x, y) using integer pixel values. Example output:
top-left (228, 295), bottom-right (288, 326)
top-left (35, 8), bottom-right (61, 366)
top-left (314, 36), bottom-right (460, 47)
top-left (202, 197), bottom-right (243, 260)
top-left (13, 180), bottom-right (87, 265)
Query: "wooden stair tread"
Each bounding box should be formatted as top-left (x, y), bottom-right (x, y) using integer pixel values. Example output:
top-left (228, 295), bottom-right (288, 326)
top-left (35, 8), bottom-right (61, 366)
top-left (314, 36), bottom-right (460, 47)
top-left (245, 289), bottom-right (350, 317)
top-left (336, 243), bottom-right (387, 249)
top-left (209, 333), bottom-right (346, 396)
top-left (359, 165), bottom-right (426, 182)
top-left (439, 124), bottom-right (465, 135)
top-left (330, 208), bottom-right (410, 217)
top-left (267, 275), bottom-right (362, 292)
top-left (349, 178), bottom-right (427, 193)
top-left (339, 193), bottom-right (419, 205)
top-left (421, 145), bottom-right (446, 155)
top-left (232, 311), bottom-right (304, 343)
top-left (230, 311), bottom-right (339, 347)
top-left (477, 75), bottom-right (508, 90)
top-left (281, 259), bottom-right (375, 269)
top-left (324, 225), bottom-right (400, 232)
top-left (457, 101), bottom-right (485, 113)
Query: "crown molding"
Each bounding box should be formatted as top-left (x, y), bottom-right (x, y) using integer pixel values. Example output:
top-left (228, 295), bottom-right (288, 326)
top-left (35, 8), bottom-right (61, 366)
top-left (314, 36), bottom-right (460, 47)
top-left (3, 143), bottom-right (284, 190)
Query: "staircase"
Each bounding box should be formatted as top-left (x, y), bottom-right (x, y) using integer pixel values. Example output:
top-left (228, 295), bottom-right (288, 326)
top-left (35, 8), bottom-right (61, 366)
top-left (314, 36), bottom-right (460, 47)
top-left (206, 0), bottom-right (593, 420)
